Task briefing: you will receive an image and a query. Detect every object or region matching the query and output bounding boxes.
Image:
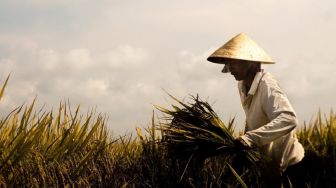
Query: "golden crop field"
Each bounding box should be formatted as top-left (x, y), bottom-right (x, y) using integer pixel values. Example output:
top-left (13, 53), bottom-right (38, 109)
top-left (0, 75), bottom-right (335, 187)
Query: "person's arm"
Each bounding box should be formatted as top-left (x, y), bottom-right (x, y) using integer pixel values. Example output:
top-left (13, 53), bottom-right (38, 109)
top-left (240, 79), bottom-right (298, 147)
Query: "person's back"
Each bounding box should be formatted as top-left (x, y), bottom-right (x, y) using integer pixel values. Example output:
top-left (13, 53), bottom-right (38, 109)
top-left (240, 71), bottom-right (304, 178)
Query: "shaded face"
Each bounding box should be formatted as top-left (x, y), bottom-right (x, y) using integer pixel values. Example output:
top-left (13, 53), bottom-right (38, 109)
top-left (225, 60), bottom-right (252, 81)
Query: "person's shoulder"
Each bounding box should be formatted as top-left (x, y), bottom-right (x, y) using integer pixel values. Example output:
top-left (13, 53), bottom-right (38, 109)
top-left (261, 72), bottom-right (276, 81)
top-left (259, 72), bottom-right (281, 90)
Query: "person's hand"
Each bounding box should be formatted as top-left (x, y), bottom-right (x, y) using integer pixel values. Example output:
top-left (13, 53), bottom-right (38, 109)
top-left (233, 137), bottom-right (251, 150)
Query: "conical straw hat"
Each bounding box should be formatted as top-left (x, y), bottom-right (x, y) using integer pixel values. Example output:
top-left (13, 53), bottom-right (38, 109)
top-left (207, 33), bottom-right (275, 64)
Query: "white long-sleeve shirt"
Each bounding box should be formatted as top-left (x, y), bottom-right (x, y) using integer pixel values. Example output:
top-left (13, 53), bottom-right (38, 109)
top-left (239, 71), bottom-right (304, 172)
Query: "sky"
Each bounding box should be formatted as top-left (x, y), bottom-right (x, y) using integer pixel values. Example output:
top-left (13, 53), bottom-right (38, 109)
top-left (0, 0), bottom-right (335, 135)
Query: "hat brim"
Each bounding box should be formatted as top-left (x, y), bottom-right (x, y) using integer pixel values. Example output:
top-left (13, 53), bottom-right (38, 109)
top-left (207, 56), bottom-right (275, 64)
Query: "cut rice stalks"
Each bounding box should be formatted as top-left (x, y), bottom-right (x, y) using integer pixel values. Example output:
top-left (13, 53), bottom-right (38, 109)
top-left (156, 94), bottom-right (261, 176)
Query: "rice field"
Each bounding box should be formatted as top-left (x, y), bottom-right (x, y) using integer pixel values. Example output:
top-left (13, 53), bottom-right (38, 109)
top-left (0, 75), bottom-right (335, 187)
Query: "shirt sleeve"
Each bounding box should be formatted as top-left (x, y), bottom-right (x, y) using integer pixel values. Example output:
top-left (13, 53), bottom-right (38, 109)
top-left (240, 78), bottom-right (298, 147)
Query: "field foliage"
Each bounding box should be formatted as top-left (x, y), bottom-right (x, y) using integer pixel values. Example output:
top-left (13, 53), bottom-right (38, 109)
top-left (0, 76), bottom-right (335, 187)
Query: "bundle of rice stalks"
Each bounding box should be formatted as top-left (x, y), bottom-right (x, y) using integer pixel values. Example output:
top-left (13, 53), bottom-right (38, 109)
top-left (157, 95), bottom-right (258, 161)
top-left (156, 94), bottom-right (260, 172)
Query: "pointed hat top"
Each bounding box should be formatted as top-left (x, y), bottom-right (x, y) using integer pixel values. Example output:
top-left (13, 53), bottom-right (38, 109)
top-left (207, 33), bottom-right (275, 64)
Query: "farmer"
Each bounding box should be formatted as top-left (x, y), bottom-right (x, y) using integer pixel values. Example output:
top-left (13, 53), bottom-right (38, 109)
top-left (207, 33), bottom-right (305, 187)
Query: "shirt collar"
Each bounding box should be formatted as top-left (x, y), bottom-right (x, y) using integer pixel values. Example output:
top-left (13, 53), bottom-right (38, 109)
top-left (238, 70), bottom-right (264, 96)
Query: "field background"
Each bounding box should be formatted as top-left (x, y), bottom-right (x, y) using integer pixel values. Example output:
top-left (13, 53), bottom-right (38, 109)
top-left (1, 1), bottom-right (336, 187)
top-left (0, 76), bottom-right (335, 187)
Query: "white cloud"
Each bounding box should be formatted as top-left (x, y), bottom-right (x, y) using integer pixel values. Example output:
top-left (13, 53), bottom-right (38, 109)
top-left (106, 45), bottom-right (149, 68)
top-left (0, 0), bottom-right (335, 135)
top-left (38, 49), bottom-right (60, 71)
top-left (78, 78), bottom-right (110, 98)
top-left (65, 48), bottom-right (93, 69)
top-left (0, 58), bottom-right (15, 74)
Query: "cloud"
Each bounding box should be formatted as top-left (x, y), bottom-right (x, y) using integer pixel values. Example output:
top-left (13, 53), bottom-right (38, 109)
top-left (65, 48), bottom-right (93, 69)
top-left (105, 45), bottom-right (149, 68)
top-left (38, 49), bottom-right (60, 71)
top-left (0, 0), bottom-right (335, 135)
top-left (0, 36), bottom-right (156, 133)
